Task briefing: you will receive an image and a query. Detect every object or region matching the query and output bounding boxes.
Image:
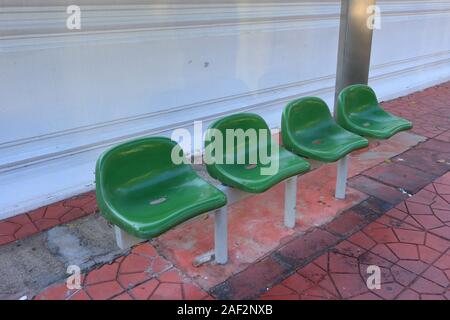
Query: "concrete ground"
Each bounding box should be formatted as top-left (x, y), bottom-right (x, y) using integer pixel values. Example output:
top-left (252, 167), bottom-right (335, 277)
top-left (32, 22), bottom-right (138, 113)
top-left (0, 214), bottom-right (126, 299)
top-left (1, 81), bottom-right (450, 300)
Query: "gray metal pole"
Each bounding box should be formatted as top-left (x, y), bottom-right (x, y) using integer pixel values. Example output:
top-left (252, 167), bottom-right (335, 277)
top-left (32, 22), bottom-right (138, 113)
top-left (334, 0), bottom-right (376, 116)
top-left (333, 0), bottom-right (376, 200)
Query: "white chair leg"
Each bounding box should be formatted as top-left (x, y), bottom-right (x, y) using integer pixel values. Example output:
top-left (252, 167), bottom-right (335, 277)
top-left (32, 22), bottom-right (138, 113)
top-left (114, 226), bottom-right (143, 250)
top-left (214, 206), bottom-right (228, 264)
top-left (284, 176), bottom-right (297, 228)
top-left (335, 155), bottom-right (349, 200)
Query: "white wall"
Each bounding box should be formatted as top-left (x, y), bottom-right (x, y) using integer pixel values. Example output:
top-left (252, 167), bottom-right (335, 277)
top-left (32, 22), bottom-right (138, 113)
top-left (1, 1), bottom-right (450, 219)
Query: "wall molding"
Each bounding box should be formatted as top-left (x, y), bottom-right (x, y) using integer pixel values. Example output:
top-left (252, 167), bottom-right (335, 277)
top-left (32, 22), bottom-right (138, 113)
top-left (2, 1), bottom-right (450, 52)
top-left (1, 0), bottom-right (450, 172)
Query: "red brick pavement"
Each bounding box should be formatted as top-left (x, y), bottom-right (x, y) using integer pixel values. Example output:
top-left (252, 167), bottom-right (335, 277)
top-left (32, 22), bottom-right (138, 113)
top-left (260, 173), bottom-right (450, 300)
top-left (34, 243), bottom-right (212, 300)
top-left (0, 192), bottom-right (98, 246)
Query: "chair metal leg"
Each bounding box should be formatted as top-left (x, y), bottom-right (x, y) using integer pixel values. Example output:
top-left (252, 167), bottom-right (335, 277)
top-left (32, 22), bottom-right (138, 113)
top-left (114, 226), bottom-right (143, 250)
top-left (214, 206), bottom-right (228, 264)
top-left (335, 155), bottom-right (349, 200)
top-left (284, 176), bottom-right (297, 228)
top-left (194, 187), bottom-right (248, 266)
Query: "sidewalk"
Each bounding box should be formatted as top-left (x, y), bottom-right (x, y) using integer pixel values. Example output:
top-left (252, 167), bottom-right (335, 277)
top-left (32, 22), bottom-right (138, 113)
top-left (260, 173), bottom-right (450, 300)
top-left (2, 82), bottom-right (449, 300)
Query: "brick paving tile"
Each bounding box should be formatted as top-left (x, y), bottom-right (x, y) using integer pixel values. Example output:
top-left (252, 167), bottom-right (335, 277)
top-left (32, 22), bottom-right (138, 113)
top-left (364, 163), bottom-right (437, 194)
top-left (34, 243), bottom-right (210, 300)
top-left (348, 175), bottom-right (409, 205)
top-left (0, 191), bottom-right (98, 246)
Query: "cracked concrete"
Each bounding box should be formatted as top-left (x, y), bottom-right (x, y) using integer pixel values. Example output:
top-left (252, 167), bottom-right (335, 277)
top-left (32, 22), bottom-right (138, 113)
top-left (0, 214), bottom-right (125, 299)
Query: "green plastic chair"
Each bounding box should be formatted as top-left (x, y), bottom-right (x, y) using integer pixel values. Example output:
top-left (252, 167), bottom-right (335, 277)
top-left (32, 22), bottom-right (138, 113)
top-left (205, 113), bottom-right (311, 194)
top-left (95, 137), bottom-right (227, 240)
top-left (282, 97), bottom-right (369, 163)
top-left (205, 113), bottom-right (310, 229)
top-left (337, 84), bottom-right (412, 139)
top-left (282, 97), bottom-right (368, 200)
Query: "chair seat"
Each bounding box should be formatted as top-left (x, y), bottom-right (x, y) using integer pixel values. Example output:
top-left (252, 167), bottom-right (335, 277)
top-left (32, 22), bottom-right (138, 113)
top-left (337, 84), bottom-right (412, 139)
top-left (209, 147), bottom-right (310, 193)
top-left (347, 110), bottom-right (412, 139)
top-left (286, 124), bottom-right (369, 163)
top-left (96, 137), bottom-right (227, 239)
top-left (107, 172), bottom-right (226, 238)
top-left (281, 96), bottom-right (369, 163)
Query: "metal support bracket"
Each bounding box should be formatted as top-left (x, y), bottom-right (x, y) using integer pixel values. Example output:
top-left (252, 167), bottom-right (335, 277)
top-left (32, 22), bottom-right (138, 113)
top-left (115, 226), bottom-right (144, 250)
top-left (194, 176), bottom-right (300, 266)
top-left (284, 176), bottom-right (298, 228)
top-left (335, 155), bottom-right (349, 200)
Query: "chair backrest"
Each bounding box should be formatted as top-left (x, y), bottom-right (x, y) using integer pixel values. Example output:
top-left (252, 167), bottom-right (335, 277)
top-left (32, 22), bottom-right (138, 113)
top-left (283, 97), bottom-right (334, 132)
top-left (96, 137), bottom-right (191, 201)
top-left (205, 113), bottom-right (272, 166)
top-left (282, 97), bottom-right (334, 147)
top-left (337, 84), bottom-right (380, 119)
